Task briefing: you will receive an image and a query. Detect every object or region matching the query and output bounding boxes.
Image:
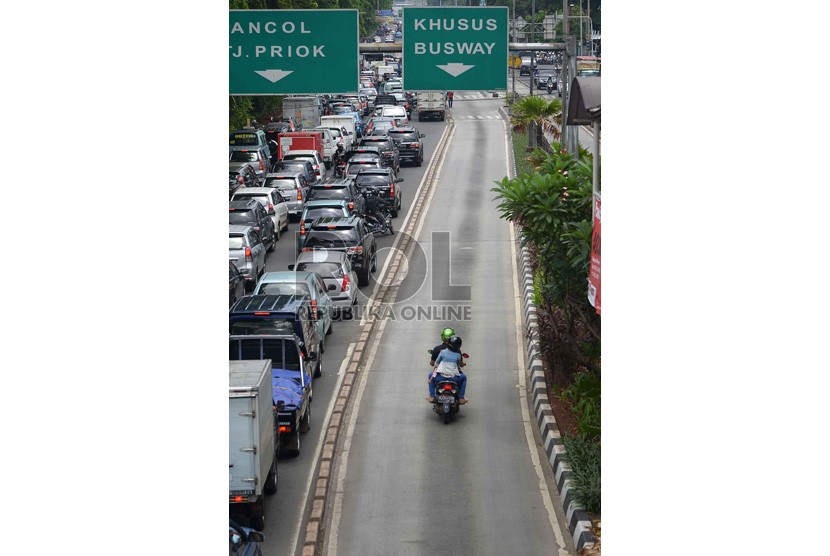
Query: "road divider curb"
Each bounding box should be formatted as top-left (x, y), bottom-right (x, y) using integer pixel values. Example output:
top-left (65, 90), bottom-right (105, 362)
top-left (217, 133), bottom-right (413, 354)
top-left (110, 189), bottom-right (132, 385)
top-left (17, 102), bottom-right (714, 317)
top-left (502, 104), bottom-right (597, 554)
top-left (300, 117), bottom-right (457, 555)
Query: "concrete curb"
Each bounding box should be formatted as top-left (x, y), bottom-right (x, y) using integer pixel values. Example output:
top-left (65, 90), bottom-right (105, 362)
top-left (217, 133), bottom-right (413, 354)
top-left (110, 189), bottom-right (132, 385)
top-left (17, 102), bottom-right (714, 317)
top-left (500, 105), bottom-right (597, 553)
top-left (299, 118), bottom-right (457, 555)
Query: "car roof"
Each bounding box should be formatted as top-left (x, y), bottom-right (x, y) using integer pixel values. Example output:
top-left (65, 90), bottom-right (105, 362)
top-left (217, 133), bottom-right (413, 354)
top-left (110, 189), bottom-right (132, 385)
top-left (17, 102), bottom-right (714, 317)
top-left (229, 224), bottom-right (255, 234)
top-left (304, 199), bottom-right (350, 208)
top-left (266, 171), bottom-right (301, 177)
top-left (230, 294), bottom-right (310, 314)
top-left (259, 271), bottom-right (318, 284)
top-left (297, 250), bottom-right (349, 263)
top-left (355, 168), bottom-right (393, 175)
top-left (311, 179), bottom-right (352, 188)
top-left (388, 127), bottom-right (417, 132)
top-left (232, 187), bottom-right (276, 195)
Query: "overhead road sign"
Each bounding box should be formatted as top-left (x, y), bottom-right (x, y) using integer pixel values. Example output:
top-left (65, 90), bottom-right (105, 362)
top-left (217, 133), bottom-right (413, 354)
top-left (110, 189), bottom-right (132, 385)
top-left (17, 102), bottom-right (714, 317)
top-left (402, 7), bottom-right (508, 91)
top-left (230, 10), bottom-right (358, 95)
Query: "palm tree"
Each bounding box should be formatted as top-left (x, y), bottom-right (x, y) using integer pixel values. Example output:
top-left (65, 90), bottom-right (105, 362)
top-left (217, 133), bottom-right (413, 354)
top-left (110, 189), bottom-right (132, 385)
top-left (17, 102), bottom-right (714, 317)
top-left (510, 95), bottom-right (563, 151)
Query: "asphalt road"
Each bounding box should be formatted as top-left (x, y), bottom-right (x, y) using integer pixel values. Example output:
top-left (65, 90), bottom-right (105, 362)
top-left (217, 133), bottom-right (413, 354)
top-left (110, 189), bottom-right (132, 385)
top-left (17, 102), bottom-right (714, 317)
top-left (321, 98), bottom-right (577, 556)
top-left (256, 112), bottom-right (451, 556)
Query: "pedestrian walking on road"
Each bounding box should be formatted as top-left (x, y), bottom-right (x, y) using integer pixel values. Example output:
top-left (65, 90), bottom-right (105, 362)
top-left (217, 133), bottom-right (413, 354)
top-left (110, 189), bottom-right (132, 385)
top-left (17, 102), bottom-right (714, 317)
top-left (447, 91), bottom-right (454, 108)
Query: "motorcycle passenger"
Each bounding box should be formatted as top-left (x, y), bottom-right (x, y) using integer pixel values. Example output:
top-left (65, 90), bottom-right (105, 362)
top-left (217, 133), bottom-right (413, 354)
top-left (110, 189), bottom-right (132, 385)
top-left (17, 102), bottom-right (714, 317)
top-left (332, 143), bottom-right (345, 175)
top-left (427, 335), bottom-right (467, 405)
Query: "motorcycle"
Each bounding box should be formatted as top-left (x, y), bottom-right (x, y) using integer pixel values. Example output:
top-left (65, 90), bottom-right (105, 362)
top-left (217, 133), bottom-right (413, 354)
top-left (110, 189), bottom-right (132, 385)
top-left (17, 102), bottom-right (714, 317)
top-left (546, 80), bottom-right (554, 95)
top-left (362, 190), bottom-right (394, 235)
top-left (427, 350), bottom-right (470, 424)
top-left (335, 159), bottom-right (347, 178)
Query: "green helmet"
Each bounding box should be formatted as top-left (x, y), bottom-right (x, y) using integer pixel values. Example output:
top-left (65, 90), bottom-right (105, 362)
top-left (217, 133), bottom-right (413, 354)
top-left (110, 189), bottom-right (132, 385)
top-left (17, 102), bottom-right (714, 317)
top-left (440, 327), bottom-right (455, 342)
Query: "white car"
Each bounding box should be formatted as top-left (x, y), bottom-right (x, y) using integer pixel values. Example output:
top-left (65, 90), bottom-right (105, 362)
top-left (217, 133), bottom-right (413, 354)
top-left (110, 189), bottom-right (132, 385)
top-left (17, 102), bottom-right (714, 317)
top-left (379, 105), bottom-right (409, 126)
top-left (283, 150), bottom-right (325, 181)
top-left (231, 187), bottom-right (290, 241)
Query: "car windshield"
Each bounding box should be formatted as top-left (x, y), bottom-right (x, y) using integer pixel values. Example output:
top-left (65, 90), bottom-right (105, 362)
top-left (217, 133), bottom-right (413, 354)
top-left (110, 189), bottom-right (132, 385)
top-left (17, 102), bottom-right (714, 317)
top-left (348, 163), bottom-right (376, 174)
top-left (304, 207), bottom-right (346, 220)
top-left (230, 151), bottom-right (259, 162)
top-left (229, 133), bottom-right (258, 146)
top-left (305, 229), bottom-right (359, 247)
top-left (257, 282), bottom-right (311, 296)
top-left (391, 131), bottom-right (418, 142)
top-left (233, 194), bottom-right (268, 205)
top-left (229, 211), bottom-right (255, 225)
top-left (372, 122), bottom-right (394, 132)
top-left (264, 178), bottom-right (297, 189)
top-left (355, 174), bottom-right (389, 187)
top-left (308, 188), bottom-right (349, 201)
top-left (229, 235), bottom-right (247, 249)
top-left (296, 262), bottom-right (344, 278)
top-left (229, 319), bottom-right (295, 336)
top-left (284, 155), bottom-right (314, 163)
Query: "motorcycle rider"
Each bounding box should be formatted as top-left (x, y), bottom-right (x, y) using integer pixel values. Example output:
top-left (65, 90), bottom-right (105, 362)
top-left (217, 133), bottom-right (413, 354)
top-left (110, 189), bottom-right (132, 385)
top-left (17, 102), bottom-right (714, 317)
top-left (362, 188), bottom-right (388, 229)
top-left (332, 143), bottom-right (345, 176)
top-left (430, 327), bottom-right (455, 366)
top-left (427, 335), bottom-right (467, 404)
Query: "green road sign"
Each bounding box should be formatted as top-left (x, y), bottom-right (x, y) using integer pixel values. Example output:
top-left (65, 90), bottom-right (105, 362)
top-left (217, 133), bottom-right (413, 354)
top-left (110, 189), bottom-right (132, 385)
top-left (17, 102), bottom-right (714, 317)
top-left (402, 7), bottom-right (508, 91)
top-left (230, 10), bottom-right (358, 95)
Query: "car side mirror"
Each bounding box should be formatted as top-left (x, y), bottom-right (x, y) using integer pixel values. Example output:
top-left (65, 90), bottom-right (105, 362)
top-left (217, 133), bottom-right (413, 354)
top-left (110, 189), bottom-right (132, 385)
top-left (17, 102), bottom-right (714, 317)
top-left (396, 178), bottom-right (404, 183)
top-left (287, 264), bottom-right (295, 270)
top-left (307, 352), bottom-right (318, 361)
top-left (420, 133), bottom-right (425, 138)
top-left (248, 531), bottom-right (265, 542)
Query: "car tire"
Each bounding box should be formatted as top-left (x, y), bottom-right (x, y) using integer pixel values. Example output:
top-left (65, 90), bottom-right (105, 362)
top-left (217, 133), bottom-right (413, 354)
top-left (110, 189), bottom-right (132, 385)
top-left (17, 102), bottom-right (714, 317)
top-left (371, 252), bottom-right (377, 273)
top-left (313, 352), bottom-right (323, 378)
top-left (357, 268), bottom-right (370, 287)
top-left (274, 225), bottom-right (281, 242)
top-left (263, 457), bottom-right (278, 495)
top-left (299, 405), bottom-right (311, 433)
top-left (267, 234), bottom-right (276, 252)
top-left (326, 320), bottom-right (333, 335)
top-left (286, 432), bottom-right (301, 458)
top-left (251, 514), bottom-right (266, 531)
top-left (415, 157), bottom-right (422, 167)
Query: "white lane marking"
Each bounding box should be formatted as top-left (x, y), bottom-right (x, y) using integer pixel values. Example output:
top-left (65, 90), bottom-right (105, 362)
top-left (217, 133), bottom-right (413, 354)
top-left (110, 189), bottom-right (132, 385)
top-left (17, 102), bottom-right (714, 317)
top-left (326, 123), bottom-right (454, 556)
top-left (288, 341), bottom-right (355, 553)
top-left (504, 118), bottom-right (569, 555)
top-left (360, 122), bottom-right (454, 326)
top-left (325, 316), bottom-right (387, 556)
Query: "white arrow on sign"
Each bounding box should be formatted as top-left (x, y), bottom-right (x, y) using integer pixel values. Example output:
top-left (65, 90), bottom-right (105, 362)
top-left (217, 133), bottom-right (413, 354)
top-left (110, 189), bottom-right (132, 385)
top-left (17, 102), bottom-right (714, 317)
top-left (255, 69), bottom-right (294, 83)
top-left (436, 63), bottom-right (475, 77)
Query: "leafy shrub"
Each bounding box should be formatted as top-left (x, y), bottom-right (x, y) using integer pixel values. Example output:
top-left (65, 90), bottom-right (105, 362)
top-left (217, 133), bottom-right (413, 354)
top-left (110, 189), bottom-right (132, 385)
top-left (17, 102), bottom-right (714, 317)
top-left (562, 372), bottom-right (601, 438)
top-left (562, 433), bottom-right (601, 513)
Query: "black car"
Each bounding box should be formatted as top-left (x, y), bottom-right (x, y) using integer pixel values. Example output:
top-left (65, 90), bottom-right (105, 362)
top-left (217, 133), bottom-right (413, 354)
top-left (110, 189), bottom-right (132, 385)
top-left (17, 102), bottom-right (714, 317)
top-left (229, 200), bottom-right (277, 253)
top-left (302, 216), bottom-right (377, 287)
top-left (229, 163), bottom-right (259, 199)
top-left (357, 135), bottom-right (400, 173)
top-left (354, 168), bottom-right (403, 217)
top-left (387, 127), bottom-right (425, 167)
top-left (229, 261), bottom-right (246, 308)
top-left (306, 179), bottom-right (366, 217)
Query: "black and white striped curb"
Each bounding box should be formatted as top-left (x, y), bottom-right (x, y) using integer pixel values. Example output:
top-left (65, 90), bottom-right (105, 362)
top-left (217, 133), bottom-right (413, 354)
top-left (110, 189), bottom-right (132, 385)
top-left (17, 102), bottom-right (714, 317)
top-left (500, 105), bottom-right (597, 553)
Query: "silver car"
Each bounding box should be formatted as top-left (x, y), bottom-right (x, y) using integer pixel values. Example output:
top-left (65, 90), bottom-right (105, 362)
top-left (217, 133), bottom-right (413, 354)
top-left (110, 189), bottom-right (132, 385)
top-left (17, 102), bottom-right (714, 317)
top-left (229, 147), bottom-right (271, 182)
top-left (283, 151), bottom-right (325, 181)
top-left (262, 171), bottom-right (309, 221)
top-left (290, 250), bottom-right (358, 319)
top-left (231, 187), bottom-right (290, 241)
top-left (229, 225), bottom-right (267, 291)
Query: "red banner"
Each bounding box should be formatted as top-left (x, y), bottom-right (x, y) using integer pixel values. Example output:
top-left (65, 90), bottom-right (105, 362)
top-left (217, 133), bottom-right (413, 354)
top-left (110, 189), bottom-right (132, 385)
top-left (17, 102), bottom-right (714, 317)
top-left (587, 195), bottom-right (601, 314)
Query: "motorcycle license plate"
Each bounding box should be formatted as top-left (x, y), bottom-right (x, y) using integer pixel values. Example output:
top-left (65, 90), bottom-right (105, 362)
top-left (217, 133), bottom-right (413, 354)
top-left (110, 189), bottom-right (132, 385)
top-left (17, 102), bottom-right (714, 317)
top-left (437, 395), bottom-right (454, 403)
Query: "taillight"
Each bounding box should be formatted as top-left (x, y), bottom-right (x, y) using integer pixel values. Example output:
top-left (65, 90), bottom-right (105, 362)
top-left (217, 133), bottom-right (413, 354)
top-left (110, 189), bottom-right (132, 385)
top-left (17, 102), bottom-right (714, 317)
top-left (278, 426), bottom-right (289, 433)
top-left (259, 160), bottom-right (264, 171)
top-left (442, 384), bottom-right (453, 391)
top-left (302, 247), bottom-right (311, 252)
top-left (341, 274), bottom-right (349, 291)
top-left (297, 187), bottom-right (302, 201)
top-left (389, 183), bottom-right (395, 197)
top-left (412, 143), bottom-right (420, 148)
top-left (245, 247), bottom-right (252, 261)
top-left (348, 202), bottom-right (354, 210)
top-left (300, 220), bottom-right (306, 235)
top-left (253, 312), bottom-right (270, 316)
top-left (268, 203), bottom-right (274, 211)
top-left (347, 246), bottom-right (364, 254)
top-left (311, 299), bottom-right (318, 320)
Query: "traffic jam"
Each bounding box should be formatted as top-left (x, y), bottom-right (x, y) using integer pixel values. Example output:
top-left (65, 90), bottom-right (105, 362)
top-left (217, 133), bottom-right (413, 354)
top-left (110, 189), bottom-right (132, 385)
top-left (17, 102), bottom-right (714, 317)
top-left (229, 49), bottom-right (448, 536)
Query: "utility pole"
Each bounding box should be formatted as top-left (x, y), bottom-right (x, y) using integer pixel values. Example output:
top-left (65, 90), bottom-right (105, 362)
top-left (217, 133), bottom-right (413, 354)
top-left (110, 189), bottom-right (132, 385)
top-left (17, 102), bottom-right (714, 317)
top-left (529, 0), bottom-right (535, 98)
top-left (561, 1), bottom-right (569, 151)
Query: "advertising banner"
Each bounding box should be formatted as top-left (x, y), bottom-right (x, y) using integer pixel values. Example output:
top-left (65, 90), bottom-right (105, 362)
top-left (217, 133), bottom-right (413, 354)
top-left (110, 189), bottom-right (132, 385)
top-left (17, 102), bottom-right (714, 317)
top-left (587, 195), bottom-right (601, 314)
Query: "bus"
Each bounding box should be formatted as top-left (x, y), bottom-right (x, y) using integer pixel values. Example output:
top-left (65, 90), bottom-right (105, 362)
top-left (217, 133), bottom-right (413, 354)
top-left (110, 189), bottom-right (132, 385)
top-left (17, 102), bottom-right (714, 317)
top-left (576, 56), bottom-right (601, 77)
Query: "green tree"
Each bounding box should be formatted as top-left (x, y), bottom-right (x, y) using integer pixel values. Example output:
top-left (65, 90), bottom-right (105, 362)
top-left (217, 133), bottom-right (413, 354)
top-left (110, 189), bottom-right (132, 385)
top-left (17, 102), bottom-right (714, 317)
top-left (509, 95), bottom-right (562, 150)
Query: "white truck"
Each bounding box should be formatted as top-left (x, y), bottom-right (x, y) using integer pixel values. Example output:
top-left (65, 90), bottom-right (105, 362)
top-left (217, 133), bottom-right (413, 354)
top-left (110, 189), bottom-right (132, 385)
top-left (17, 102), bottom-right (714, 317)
top-left (229, 360), bottom-right (279, 531)
top-left (417, 91), bottom-right (446, 121)
top-left (282, 96), bottom-right (323, 130)
top-left (320, 115), bottom-right (357, 151)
